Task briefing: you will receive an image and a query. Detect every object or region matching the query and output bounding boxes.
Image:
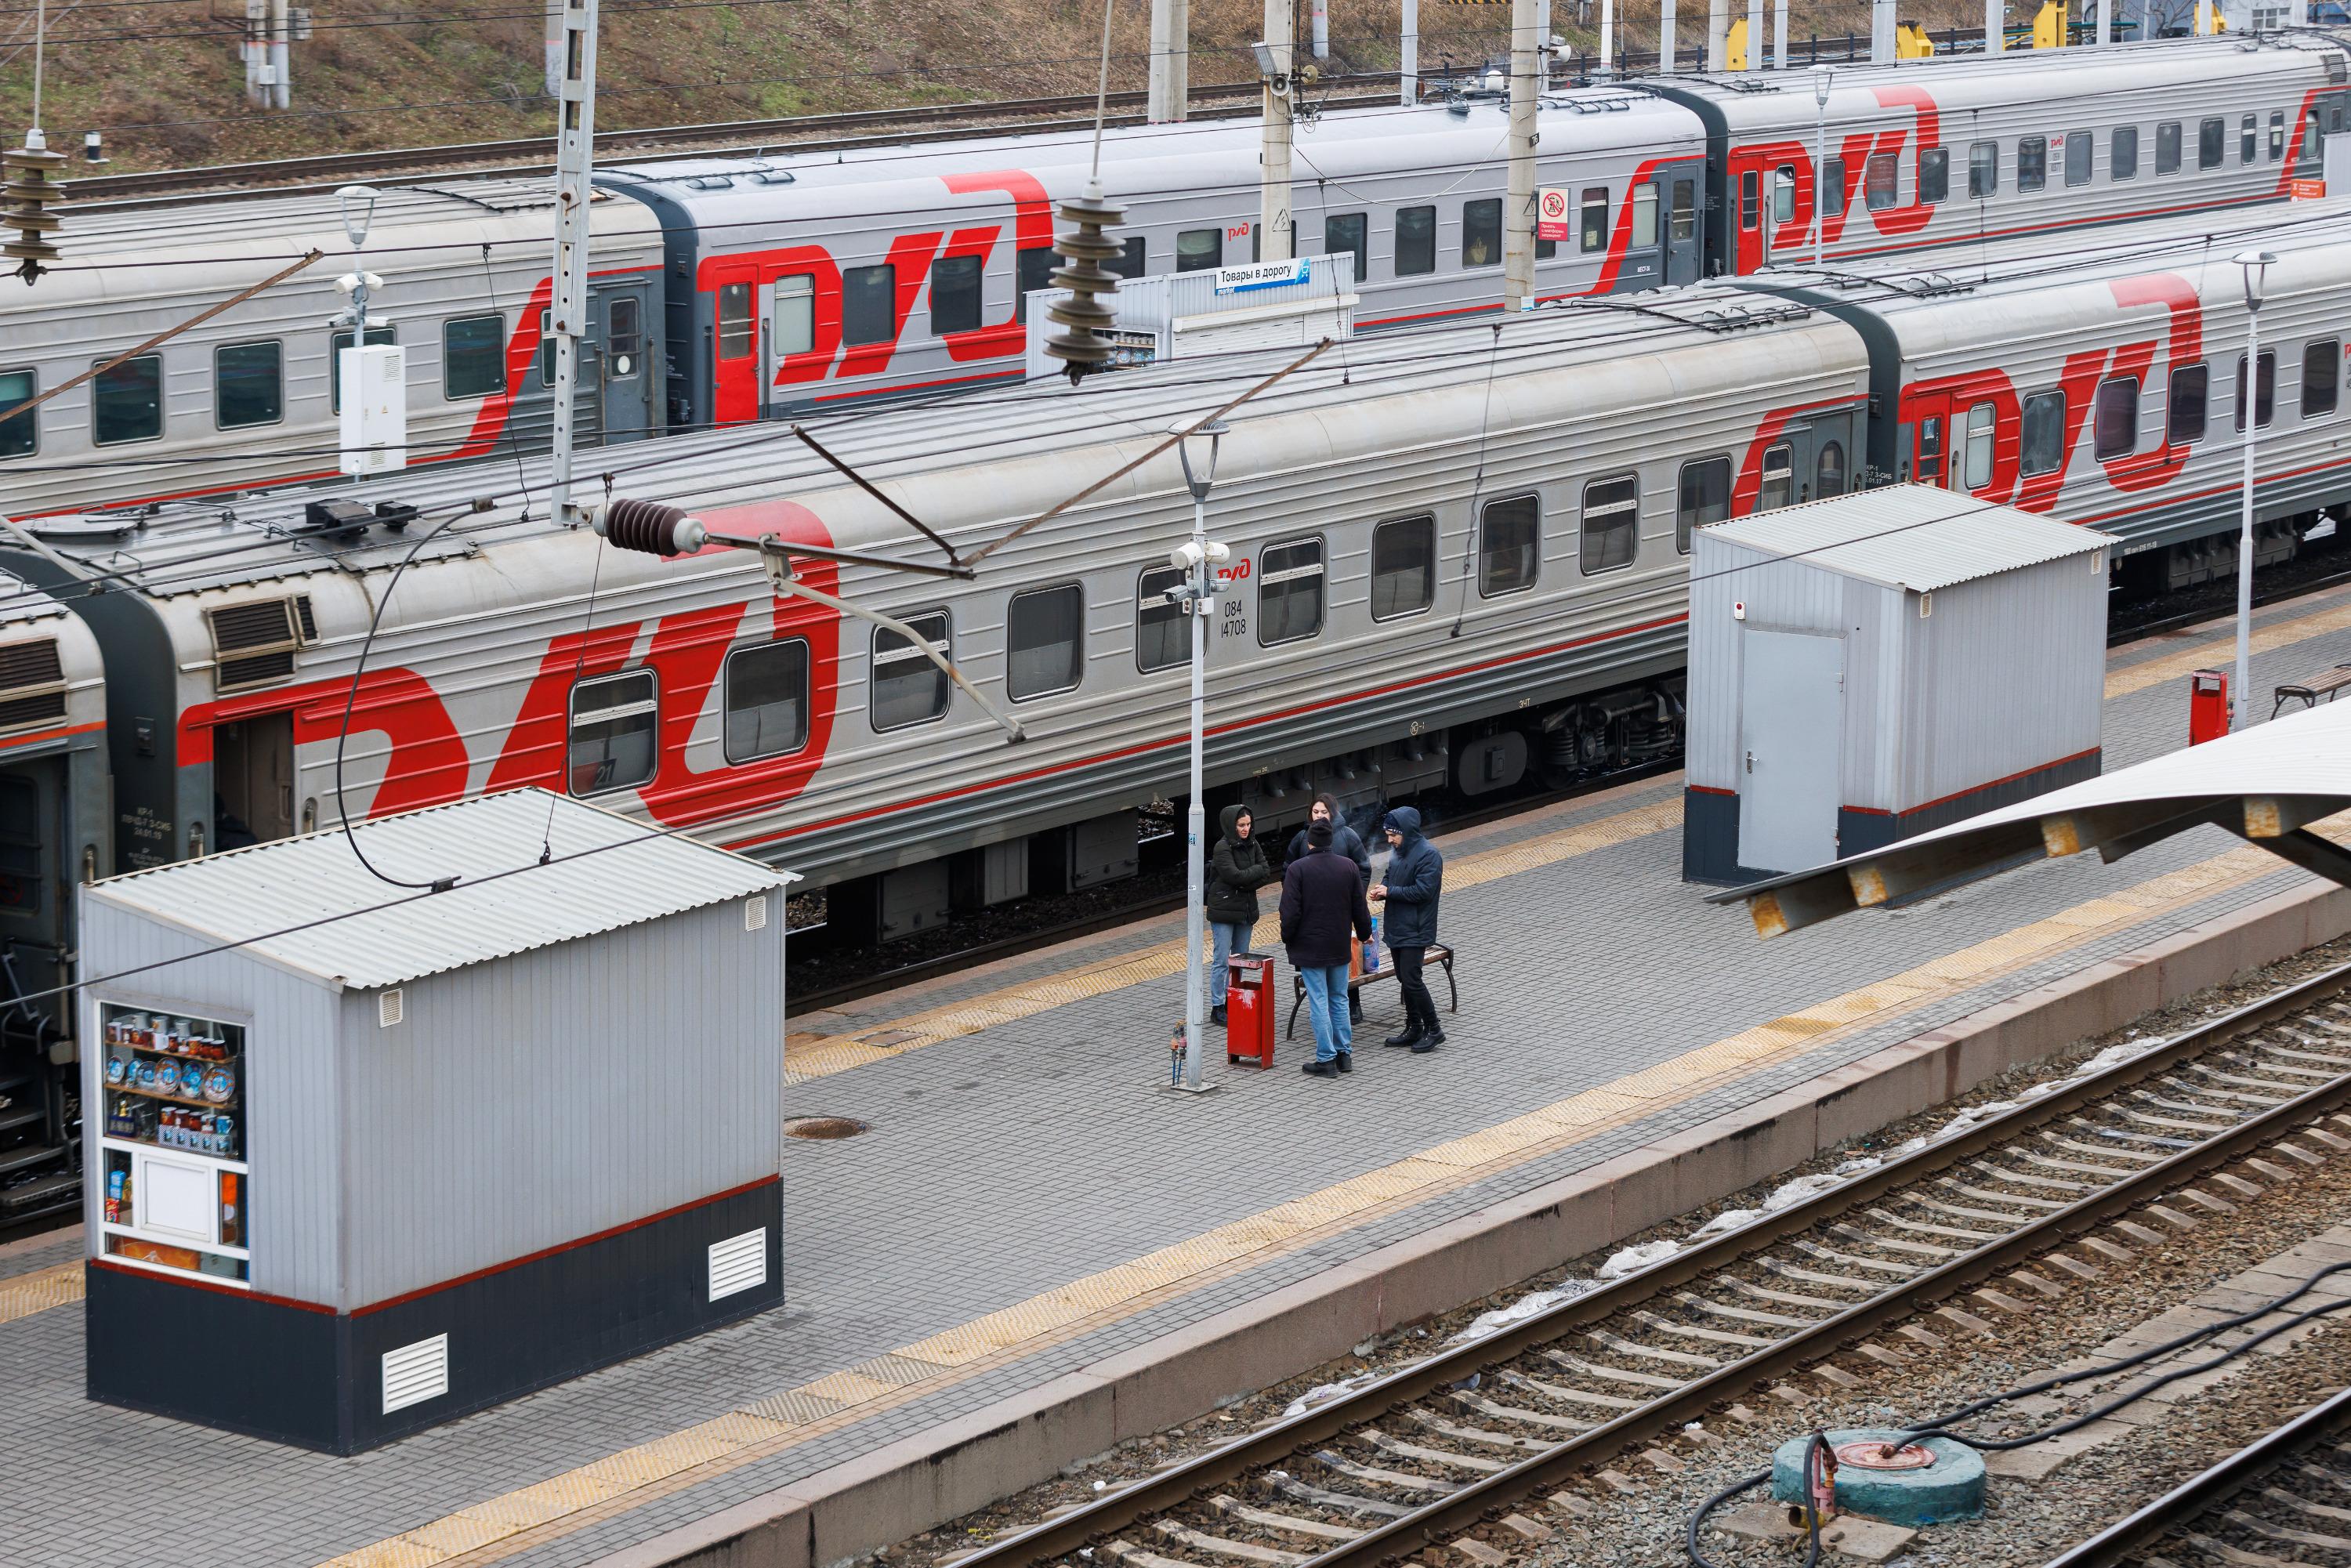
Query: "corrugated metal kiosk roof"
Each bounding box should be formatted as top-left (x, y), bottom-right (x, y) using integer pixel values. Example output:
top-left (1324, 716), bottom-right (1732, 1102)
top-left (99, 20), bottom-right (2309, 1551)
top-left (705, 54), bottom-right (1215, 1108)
top-left (87, 790), bottom-right (795, 989)
top-left (1701, 487), bottom-right (2110, 593)
top-left (1712, 697), bottom-right (2351, 938)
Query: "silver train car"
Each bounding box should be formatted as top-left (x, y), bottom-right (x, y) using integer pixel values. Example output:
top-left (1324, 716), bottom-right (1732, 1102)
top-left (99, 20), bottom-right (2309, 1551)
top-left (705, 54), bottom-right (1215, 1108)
top-left (3, 34), bottom-right (2344, 519)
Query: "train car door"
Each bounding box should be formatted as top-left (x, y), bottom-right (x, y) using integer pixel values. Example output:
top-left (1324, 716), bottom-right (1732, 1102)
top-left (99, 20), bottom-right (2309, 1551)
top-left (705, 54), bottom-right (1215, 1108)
top-left (212, 715), bottom-right (293, 847)
top-left (597, 284), bottom-right (655, 445)
top-left (1610, 179), bottom-right (1668, 292)
top-left (1903, 393), bottom-right (1954, 487)
top-left (0, 760), bottom-right (69, 1044)
top-left (1665, 170), bottom-right (1701, 286)
top-left (1799, 411), bottom-right (1858, 502)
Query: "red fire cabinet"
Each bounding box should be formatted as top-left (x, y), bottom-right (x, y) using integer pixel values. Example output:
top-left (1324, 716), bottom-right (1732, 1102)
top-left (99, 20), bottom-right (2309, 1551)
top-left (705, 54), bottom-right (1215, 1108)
top-left (2189, 669), bottom-right (2230, 746)
top-left (1225, 952), bottom-right (1277, 1068)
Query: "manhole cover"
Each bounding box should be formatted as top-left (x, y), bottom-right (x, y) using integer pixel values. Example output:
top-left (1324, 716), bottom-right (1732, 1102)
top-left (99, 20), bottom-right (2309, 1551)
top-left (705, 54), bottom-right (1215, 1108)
top-left (785, 1117), bottom-right (870, 1140)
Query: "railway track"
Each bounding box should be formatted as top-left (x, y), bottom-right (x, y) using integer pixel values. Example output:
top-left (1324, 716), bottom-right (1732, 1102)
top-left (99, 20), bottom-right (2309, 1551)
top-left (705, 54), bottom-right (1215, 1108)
top-left (946, 961), bottom-right (2351, 1568)
top-left (2044, 1382), bottom-right (2351, 1568)
top-left (71, 82), bottom-right (1394, 205)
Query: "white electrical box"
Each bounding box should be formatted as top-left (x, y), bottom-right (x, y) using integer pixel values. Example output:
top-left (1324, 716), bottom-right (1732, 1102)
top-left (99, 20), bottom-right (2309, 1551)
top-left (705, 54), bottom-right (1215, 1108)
top-left (338, 343), bottom-right (406, 477)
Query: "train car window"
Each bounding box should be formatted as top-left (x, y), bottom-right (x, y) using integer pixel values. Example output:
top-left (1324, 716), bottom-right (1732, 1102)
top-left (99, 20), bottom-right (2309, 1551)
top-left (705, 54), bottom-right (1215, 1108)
top-left (1579, 476), bottom-right (1640, 575)
top-left (1676, 458), bottom-right (1730, 553)
top-left (1670, 179), bottom-right (1697, 241)
top-left (1538, 230), bottom-right (1558, 261)
top-left (1964, 402), bottom-right (1996, 489)
top-left (0, 368), bottom-right (32, 458)
top-left (1738, 169), bottom-right (1759, 231)
top-left (1969, 142), bottom-right (1998, 197)
top-left (92, 354), bottom-right (162, 445)
top-left (1581, 187), bottom-right (1610, 252)
top-left (328, 325), bottom-right (395, 414)
top-left (1816, 441), bottom-right (1847, 498)
top-left (777, 275), bottom-right (816, 355)
top-left (1325, 213), bottom-right (1368, 287)
top-left (214, 342), bottom-right (283, 429)
top-left (1176, 229), bottom-right (1222, 272)
top-left (1463, 199), bottom-right (1502, 266)
top-left (723, 639), bottom-right (810, 763)
top-left (2157, 121), bottom-right (2182, 174)
top-left (1759, 444), bottom-right (1794, 509)
top-left (1007, 583), bottom-right (1085, 701)
top-left (871, 611), bottom-right (952, 731)
top-left (1396, 205), bottom-right (1437, 277)
top-left (2201, 117), bottom-right (2225, 169)
top-left (1259, 538), bottom-right (1327, 646)
top-left (2093, 376), bottom-right (2139, 460)
top-left (608, 297), bottom-right (642, 378)
top-left (1772, 165), bottom-right (1796, 225)
top-left (1110, 237), bottom-right (1147, 278)
top-left (1479, 495), bottom-right (1540, 596)
top-left (567, 669), bottom-right (659, 796)
top-left (1135, 566), bottom-right (1187, 674)
top-left (1014, 248), bottom-right (1055, 323)
top-left (2303, 339), bottom-right (2340, 419)
top-left (2269, 110), bottom-right (2287, 161)
top-left (2111, 126), bottom-right (2139, 181)
top-left (2234, 351), bottom-right (2276, 430)
top-left (2020, 392), bottom-right (2067, 476)
top-left (2018, 137), bottom-right (2046, 192)
top-left (2063, 130), bottom-right (2092, 186)
top-left (1371, 515), bottom-right (1437, 620)
top-left (1821, 158), bottom-right (1846, 215)
top-left (2168, 364), bottom-right (2208, 444)
top-left (2242, 114), bottom-right (2258, 164)
top-left (1914, 415), bottom-right (1944, 484)
top-left (717, 283), bottom-right (755, 360)
top-left (929, 254), bottom-right (983, 336)
top-left (1919, 148), bottom-right (1948, 205)
top-left (443, 315), bottom-right (506, 400)
top-left (843, 263), bottom-right (897, 345)
top-left (1631, 184), bottom-right (1660, 247)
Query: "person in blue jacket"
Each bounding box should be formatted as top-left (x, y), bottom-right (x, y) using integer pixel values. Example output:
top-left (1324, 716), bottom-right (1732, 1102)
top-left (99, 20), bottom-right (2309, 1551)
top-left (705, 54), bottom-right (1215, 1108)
top-left (1369, 807), bottom-right (1444, 1052)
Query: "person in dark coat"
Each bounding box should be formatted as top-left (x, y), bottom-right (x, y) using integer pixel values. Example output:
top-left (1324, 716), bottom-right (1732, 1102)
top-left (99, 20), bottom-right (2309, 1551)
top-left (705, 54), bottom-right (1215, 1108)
top-left (1280, 820), bottom-right (1372, 1076)
top-left (1286, 795), bottom-right (1372, 1023)
top-left (1204, 804), bottom-right (1273, 1024)
top-left (1369, 806), bottom-right (1445, 1052)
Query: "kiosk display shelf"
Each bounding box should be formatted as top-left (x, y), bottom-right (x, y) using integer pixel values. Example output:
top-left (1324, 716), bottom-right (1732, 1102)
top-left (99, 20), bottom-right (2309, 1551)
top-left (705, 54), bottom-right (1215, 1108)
top-left (96, 1003), bottom-right (249, 1285)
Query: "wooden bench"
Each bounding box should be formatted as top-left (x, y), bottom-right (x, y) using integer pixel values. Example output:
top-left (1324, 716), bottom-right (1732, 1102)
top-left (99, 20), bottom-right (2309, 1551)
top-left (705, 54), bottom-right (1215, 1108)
top-left (1286, 944), bottom-right (1456, 1039)
top-left (2273, 664), bottom-right (2351, 719)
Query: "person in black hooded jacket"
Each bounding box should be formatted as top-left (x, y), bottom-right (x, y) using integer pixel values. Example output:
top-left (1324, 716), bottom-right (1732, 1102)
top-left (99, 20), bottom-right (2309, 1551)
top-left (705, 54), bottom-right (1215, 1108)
top-left (1286, 794), bottom-right (1372, 1023)
top-left (1369, 807), bottom-right (1445, 1052)
top-left (1204, 804), bottom-right (1272, 1024)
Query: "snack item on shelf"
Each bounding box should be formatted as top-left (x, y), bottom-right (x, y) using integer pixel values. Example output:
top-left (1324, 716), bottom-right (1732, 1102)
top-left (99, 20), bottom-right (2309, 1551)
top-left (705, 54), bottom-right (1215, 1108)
top-left (110, 1237), bottom-right (198, 1272)
top-left (218, 1173), bottom-right (239, 1245)
top-left (104, 1168), bottom-right (124, 1225)
top-left (201, 1066), bottom-right (234, 1104)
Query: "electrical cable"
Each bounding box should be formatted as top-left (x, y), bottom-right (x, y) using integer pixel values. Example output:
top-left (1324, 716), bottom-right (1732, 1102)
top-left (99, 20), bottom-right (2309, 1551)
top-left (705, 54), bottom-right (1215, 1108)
top-left (1683, 1258), bottom-right (2351, 1565)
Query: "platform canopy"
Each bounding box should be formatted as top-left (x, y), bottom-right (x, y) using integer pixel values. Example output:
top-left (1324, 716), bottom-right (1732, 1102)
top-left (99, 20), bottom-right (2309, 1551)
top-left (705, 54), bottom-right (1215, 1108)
top-left (1711, 698), bottom-right (2351, 938)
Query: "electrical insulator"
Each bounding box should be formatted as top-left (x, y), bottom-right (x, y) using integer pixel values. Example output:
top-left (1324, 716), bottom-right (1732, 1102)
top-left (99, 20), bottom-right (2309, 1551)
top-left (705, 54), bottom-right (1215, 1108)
top-left (3, 134), bottom-right (66, 284)
top-left (1043, 187), bottom-right (1128, 383)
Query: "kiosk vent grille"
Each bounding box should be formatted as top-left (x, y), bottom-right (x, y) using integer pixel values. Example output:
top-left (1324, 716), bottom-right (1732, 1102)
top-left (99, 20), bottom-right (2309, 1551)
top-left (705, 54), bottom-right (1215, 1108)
top-left (708, 1229), bottom-right (767, 1302)
top-left (382, 1334), bottom-right (449, 1414)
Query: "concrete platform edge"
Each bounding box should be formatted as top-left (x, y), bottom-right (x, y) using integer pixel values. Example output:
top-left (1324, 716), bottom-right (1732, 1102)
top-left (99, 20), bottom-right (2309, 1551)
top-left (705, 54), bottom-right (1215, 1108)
top-left (598, 875), bottom-right (2351, 1568)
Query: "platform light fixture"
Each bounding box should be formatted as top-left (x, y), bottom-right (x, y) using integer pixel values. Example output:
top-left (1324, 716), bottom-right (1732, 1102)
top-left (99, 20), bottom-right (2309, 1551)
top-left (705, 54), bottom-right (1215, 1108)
top-left (1169, 415), bottom-right (1232, 1096)
top-left (1812, 67), bottom-right (1834, 265)
top-left (337, 183), bottom-right (378, 251)
top-left (2231, 248), bottom-right (2277, 730)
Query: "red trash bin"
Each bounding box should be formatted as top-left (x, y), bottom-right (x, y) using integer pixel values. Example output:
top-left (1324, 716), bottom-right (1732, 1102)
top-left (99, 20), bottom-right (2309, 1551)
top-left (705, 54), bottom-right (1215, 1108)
top-left (2189, 668), bottom-right (2230, 746)
top-left (1225, 952), bottom-right (1277, 1069)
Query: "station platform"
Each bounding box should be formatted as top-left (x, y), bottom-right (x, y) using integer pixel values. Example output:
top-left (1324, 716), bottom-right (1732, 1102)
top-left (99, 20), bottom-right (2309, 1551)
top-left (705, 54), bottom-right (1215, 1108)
top-left (12, 584), bottom-right (2351, 1568)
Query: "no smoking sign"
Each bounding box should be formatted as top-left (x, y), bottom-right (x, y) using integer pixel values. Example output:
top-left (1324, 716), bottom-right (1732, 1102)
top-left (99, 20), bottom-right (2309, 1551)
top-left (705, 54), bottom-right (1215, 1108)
top-left (1537, 186), bottom-right (1570, 243)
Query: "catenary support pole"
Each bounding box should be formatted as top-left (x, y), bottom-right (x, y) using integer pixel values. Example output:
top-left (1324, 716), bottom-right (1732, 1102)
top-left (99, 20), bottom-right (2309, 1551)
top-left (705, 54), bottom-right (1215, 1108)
top-left (1310, 0), bottom-right (1328, 57)
top-left (1598, 0), bottom-right (1612, 73)
top-left (1773, 0), bottom-right (1788, 67)
top-left (1182, 491), bottom-right (1209, 1088)
top-left (1871, 0), bottom-right (1896, 58)
top-left (1660, 0), bottom-right (1676, 71)
top-left (1504, 0), bottom-right (1537, 310)
top-left (270, 0), bottom-right (290, 108)
top-left (1149, 0), bottom-right (1190, 120)
top-left (1400, 0), bottom-right (1418, 102)
top-left (1986, 0), bottom-right (2001, 53)
top-left (548, 0), bottom-right (598, 528)
top-left (545, 0), bottom-right (563, 96)
top-left (1747, 0), bottom-right (1763, 67)
top-left (1260, 0), bottom-right (1294, 260)
top-left (2097, 0), bottom-right (2110, 43)
top-left (1708, 0), bottom-right (1730, 71)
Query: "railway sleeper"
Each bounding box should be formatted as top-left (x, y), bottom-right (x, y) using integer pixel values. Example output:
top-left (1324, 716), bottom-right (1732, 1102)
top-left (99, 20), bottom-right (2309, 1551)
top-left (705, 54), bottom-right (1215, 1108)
top-left (1149, 1521), bottom-right (1310, 1566)
top-left (1541, 1350), bottom-right (1686, 1389)
top-left (1491, 1369), bottom-right (1635, 1414)
top-left (1401, 1406), bottom-right (1559, 1451)
top-left (1310, 1451), bottom-right (1457, 1494)
top-left (1673, 1291), bottom-right (1819, 1329)
top-left (1269, 1476), bottom-right (1411, 1519)
top-left (1208, 1497), bottom-right (1363, 1544)
top-left (1939, 1175), bottom-right (2072, 1210)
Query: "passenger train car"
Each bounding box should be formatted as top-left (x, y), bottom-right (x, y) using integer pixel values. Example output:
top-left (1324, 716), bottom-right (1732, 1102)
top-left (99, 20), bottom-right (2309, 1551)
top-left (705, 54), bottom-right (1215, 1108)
top-left (2, 33), bottom-right (2344, 522)
top-left (6, 199), bottom-right (2351, 1216)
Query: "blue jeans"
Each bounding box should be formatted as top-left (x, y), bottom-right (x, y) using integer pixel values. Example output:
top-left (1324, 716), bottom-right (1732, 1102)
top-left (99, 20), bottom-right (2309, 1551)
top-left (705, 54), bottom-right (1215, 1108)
top-left (1299, 964), bottom-right (1353, 1062)
top-left (1207, 922), bottom-right (1251, 1014)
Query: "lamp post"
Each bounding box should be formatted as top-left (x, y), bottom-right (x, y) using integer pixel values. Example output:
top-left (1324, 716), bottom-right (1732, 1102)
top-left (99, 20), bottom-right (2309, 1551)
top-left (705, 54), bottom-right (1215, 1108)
top-left (1812, 67), bottom-right (1833, 266)
top-left (335, 183), bottom-right (378, 327)
top-left (2233, 249), bottom-right (2276, 731)
top-left (1170, 417), bottom-right (1230, 1095)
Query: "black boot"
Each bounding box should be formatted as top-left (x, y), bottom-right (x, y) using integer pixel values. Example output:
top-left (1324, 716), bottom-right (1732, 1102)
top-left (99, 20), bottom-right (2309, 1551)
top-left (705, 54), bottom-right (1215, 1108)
top-left (1210, 1005), bottom-right (1226, 1027)
top-left (1383, 1025), bottom-right (1424, 1048)
top-left (1301, 1058), bottom-right (1339, 1077)
top-left (1336, 1050), bottom-right (1353, 1074)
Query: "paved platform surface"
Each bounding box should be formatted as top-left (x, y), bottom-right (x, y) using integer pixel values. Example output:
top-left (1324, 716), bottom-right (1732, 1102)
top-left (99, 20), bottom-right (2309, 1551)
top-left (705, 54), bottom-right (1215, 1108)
top-left (12, 585), bottom-right (2351, 1568)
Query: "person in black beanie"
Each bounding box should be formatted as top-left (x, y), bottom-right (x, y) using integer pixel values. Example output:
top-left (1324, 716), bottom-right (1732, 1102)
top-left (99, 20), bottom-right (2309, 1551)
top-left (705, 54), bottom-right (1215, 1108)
top-left (1369, 807), bottom-right (1444, 1052)
top-left (1280, 819), bottom-right (1371, 1077)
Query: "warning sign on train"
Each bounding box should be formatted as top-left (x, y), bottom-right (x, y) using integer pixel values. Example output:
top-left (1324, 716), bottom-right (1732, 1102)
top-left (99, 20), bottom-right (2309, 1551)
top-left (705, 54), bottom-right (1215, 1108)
top-left (1538, 188), bottom-right (1570, 244)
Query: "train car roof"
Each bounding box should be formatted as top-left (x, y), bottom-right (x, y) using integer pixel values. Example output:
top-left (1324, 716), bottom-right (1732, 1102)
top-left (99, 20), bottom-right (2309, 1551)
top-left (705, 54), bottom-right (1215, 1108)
top-left (1657, 31), bottom-right (2345, 128)
top-left (0, 567), bottom-right (75, 632)
top-left (0, 277), bottom-right (1857, 605)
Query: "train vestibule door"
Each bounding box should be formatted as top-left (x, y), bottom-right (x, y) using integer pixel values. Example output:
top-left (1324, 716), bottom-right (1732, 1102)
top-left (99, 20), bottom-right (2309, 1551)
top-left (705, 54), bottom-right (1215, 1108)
top-left (0, 760), bottom-right (68, 1046)
top-left (1904, 393), bottom-right (1953, 487)
top-left (597, 284), bottom-right (655, 445)
top-left (1665, 172), bottom-right (1702, 285)
top-left (213, 715), bottom-right (294, 849)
